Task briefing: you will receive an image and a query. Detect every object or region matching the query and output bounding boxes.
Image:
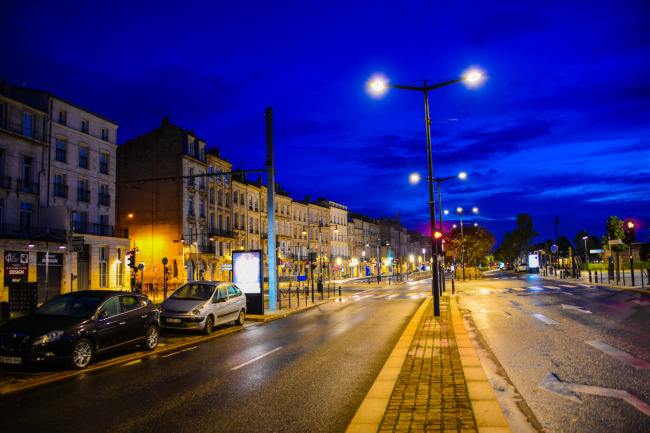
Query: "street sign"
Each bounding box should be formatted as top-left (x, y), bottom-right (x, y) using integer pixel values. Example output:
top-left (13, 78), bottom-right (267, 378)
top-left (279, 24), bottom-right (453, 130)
top-left (551, 244), bottom-right (558, 253)
top-left (589, 249), bottom-right (605, 254)
top-left (221, 263), bottom-right (232, 271)
top-left (296, 275), bottom-right (307, 282)
top-left (608, 239), bottom-right (623, 246)
top-left (71, 236), bottom-right (85, 252)
top-left (161, 257), bottom-right (168, 265)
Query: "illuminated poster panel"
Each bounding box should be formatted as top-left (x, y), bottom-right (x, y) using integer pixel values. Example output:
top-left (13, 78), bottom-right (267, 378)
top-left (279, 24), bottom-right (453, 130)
top-left (528, 253), bottom-right (540, 269)
top-left (233, 250), bottom-right (263, 294)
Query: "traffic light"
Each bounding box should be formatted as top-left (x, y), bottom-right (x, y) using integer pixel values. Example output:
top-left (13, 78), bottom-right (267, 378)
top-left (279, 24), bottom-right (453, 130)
top-left (624, 220), bottom-right (636, 245)
top-left (433, 231), bottom-right (443, 251)
top-left (126, 250), bottom-right (136, 269)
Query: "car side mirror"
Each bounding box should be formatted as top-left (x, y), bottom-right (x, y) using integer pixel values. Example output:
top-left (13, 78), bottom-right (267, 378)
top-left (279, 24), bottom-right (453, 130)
top-left (98, 310), bottom-right (109, 320)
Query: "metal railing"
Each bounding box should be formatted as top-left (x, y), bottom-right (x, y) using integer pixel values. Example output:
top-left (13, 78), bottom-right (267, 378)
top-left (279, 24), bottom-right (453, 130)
top-left (0, 224), bottom-right (66, 241)
top-left (72, 223), bottom-right (129, 238)
top-left (17, 180), bottom-right (39, 195)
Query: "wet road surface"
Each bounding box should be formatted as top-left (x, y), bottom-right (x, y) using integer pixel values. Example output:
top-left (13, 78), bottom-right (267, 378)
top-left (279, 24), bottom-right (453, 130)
top-left (0, 281), bottom-right (429, 433)
top-left (457, 271), bottom-right (650, 433)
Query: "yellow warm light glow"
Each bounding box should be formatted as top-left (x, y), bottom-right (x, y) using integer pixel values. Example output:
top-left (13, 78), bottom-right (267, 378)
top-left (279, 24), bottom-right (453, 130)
top-left (336, 257), bottom-right (342, 265)
top-left (462, 67), bottom-right (486, 88)
top-left (350, 258), bottom-right (359, 266)
top-left (367, 73), bottom-right (389, 97)
top-left (409, 254), bottom-right (415, 263)
top-left (408, 172), bottom-right (421, 185)
top-left (458, 171), bottom-right (467, 180)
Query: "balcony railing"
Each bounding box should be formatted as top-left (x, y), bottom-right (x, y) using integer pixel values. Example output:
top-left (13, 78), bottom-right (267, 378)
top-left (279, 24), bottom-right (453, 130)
top-left (53, 184), bottom-right (68, 198)
top-left (98, 192), bottom-right (111, 206)
top-left (0, 176), bottom-right (11, 189)
top-left (209, 229), bottom-right (236, 238)
top-left (77, 188), bottom-right (90, 203)
top-left (0, 224), bottom-right (67, 241)
top-left (17, 180), bottom-right (39, 195)
top-left (72, 223), bottom-right (128, 238)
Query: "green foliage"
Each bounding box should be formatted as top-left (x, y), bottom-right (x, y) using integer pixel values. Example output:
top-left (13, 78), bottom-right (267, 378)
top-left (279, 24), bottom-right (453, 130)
top-left (604, 216), bottom-right (625, 252)
top-left (445, 226), bottom-right (496, 266)
top-left (494, 213), bottom-right (538, 262)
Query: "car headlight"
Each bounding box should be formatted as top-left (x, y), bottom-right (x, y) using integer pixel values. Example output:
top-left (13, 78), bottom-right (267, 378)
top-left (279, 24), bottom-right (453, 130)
top-left (32, 330), bottom-right (64, 346)
top-left (191, 307), bottom-right (202, 316)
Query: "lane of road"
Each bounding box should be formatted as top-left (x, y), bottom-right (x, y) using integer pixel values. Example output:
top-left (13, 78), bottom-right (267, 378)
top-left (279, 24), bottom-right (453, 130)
top-left (0, 280), bottom-right (430, 433)
top-left (457, 271), bottom-right (650, 433)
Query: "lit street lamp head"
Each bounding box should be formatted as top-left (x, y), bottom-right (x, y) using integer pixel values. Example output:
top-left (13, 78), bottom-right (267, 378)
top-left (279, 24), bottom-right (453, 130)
top-left (458, 171), bottom-right (467, 180)
top-left (408, 172), bottom-right (421, 185)
top-left (367, 73), bottom-right (389, 97)
top-left (472, 206), bottom-right (479, 214)
top-left (456, 207), bottom-right (463, 214)
top-left (444, 209), bottom-right (449, 215)
top-left (462, 67), bottom-right (486, 88)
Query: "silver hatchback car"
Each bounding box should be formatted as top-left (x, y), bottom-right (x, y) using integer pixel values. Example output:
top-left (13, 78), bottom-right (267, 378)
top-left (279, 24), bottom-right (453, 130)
top-left (160, 281), bottom-right (246, 334)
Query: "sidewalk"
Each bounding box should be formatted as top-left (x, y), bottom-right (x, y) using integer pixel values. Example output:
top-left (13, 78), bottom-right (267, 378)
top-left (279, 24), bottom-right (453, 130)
top-left (539, 270), bottom-right (649, 293)
top-left (347, 295), bottom-right (511, 433)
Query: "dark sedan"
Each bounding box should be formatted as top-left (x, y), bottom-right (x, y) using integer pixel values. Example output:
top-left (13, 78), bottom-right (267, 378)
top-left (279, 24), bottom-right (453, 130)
top-left (0, 291), bottom-right (160, 369)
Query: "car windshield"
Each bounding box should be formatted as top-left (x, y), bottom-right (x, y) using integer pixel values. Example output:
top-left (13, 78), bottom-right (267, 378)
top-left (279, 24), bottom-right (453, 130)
top-left (170, 283), bottom-right (214, 300)
top-left (36, 294), bottom-right (103, 318)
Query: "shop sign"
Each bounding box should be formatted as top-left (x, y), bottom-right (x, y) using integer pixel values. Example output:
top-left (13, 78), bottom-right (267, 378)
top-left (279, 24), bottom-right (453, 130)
top-left (4, 251), bottom-right (29, 284)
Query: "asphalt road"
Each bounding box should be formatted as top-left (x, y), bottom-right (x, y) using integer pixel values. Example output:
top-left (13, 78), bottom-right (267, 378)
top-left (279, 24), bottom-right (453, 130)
top-left (0, 281), bottom-right (428, 433)
top-left (456, 271), bottom-right (650, 433)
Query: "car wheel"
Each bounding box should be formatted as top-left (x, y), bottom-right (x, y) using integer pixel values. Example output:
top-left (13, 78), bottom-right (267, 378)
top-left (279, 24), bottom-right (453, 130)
top-left (203, 315), bottom-right (214, 335)
top-left (71, 338), bottom-right (93, 369)
top-left (144, 325), bottom-right (159, 351)
top-left (235, 309), bottom-right (245, 326)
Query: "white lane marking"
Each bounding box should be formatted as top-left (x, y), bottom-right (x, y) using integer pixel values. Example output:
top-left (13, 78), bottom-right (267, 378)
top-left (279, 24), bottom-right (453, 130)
top-left (632, 299), bottom-right (650, 306)
top-left (579, 284), bottom-right (593, 289)
top-left (561, 304), bottom-right (592, 314)
top-left (559, 284), bottom-right (576, 288)
top-left (510, 287), bottom-right (525, 292)
top-left (374, 294), bottom-right (390, 299)
top-left (561, 291), bottom-right (575, 296)
top-left (543, 285), bottom-right (561, 290)
top-left (161, 346), bottom-right (198, 358)
top-left (386, 294), bottom-right (398, 299)
top-left (540, 373), bottom-right (650, 416)
top-left (532, 313), bottom-right (559, 325)
top-left (230, 346), bottom-right (283, 371)
top-left (586, 340), bottom-right (650, 369)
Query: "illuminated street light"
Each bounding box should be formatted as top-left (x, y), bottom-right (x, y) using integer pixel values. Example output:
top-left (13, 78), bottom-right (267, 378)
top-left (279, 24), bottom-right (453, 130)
top-left (367, 67), bottom-right (486, 317)
top-left (472, 206), bottom-right (479, 214)
top-left (408, 172), bottom-right (421, 185)
top-left (457, 207), bottom-right (463, 214)
top-left (444, 209), bottom-right (449, 215)
top-left (473, 222), bottom-right (478, 227)
top-left (458, 171), bottom-right (467, 180)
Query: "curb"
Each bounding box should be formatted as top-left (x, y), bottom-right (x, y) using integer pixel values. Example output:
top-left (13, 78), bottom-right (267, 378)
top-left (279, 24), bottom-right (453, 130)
top-left (345, 296), bottom-right (430, 433)
top-left (538, 275), bottom-right (649, 295)
top-left (449, 295), bottom-right (512, 433)
top-left (247, 299), bottom-right (331, 322)
top-left (0, 323), bottom-right (257, 396)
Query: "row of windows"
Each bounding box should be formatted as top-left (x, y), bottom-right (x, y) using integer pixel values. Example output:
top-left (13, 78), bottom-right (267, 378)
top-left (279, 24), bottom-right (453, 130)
top-left (53, 175), bottom-right (110, 206)
top-left (57, 110), bottom-right (110, 142)
top-left (55, 138), bottom-right (110, 174)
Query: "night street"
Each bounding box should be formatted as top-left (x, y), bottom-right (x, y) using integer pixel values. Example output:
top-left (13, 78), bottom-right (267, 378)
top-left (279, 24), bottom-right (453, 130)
top-left (456, 271), bottom-right (650, 433)
top-left (0, 282), bottom-right (426, 433)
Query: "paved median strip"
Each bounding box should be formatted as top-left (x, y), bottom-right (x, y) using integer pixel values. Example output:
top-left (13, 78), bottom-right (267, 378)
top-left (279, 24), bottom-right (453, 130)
top-left (345, 297), bottom-right (430, 433)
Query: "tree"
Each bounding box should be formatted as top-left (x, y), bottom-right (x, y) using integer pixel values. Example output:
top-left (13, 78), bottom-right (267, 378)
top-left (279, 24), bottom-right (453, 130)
top-left (604, 216), bottom-right (625, 252)
top-left (493, 213), bottom-right (538, 263)
top-left (557, 236), bottom-right (572, 257)
top-left (574, 231), bottom-right (602, 260)
top-left (445, 226), bottom-right (496, 267)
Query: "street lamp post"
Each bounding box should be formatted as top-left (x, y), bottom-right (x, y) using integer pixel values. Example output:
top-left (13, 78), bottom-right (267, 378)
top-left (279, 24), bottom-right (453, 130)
top-left (582, 236), bottom-right (589, 268)
top-left (447, 206), bottom-right (479, 280)
top-left (369, 69), bottom-right (485, 317)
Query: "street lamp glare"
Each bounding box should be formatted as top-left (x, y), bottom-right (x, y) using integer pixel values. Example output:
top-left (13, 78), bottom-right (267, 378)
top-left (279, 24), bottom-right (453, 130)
top-left (627, 221), bottom-right (635, 229)
top-left (456, 207), bottom-right (463, 214)
top-left (582, 236), bottom-right (589, 240)
top-left (458, 171), bottom-right (467, 180)
top-left (452, 224), bottom-right (457, 229)
top-left (462, 68), bottom-right (485, 88)
top-left (367, 74), bottom-right (389, 97)
top-left (473, 222), bottom-right (478, 227)
top-left (444, 209), bottom-right (449, 215)
top-left (472, 206), bottom-right (479, 214)
top-left (408, 172), bottom-right (421, 185)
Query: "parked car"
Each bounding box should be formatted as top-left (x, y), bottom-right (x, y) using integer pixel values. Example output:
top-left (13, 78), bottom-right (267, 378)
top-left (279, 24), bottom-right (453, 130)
top-left (160, 281), bottom-right (246, 334)
top-left (516, 264), bottom-right (528, 273)
top-left (0, 291), bottom-right (160, 369)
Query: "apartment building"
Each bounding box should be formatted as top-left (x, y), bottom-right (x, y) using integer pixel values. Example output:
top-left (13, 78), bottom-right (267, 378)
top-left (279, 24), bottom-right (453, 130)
top-left (1, 83), bottom-right (128, 299)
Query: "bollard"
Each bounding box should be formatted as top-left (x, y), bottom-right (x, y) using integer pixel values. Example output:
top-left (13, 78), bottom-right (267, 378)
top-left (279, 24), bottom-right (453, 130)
top-left (338, 285), bottom-right (342, 298)
top-left (622, 271), bottom-right (626, 286)
top-left (452, 277), bottom-right (455, 295)
top-left (588, 269), bottom-right (592, 283)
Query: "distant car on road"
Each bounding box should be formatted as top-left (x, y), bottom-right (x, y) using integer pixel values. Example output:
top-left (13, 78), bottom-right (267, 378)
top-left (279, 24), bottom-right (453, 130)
top-left (160, 281), bottom-right (246, 334)
top-left (0, 291), bottom-right (160, 369)
top-left (516, 264), bottom-right (528, 273)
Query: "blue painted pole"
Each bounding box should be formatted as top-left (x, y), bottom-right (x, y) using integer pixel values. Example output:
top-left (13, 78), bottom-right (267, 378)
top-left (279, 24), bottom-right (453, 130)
top-left (266, 107), bottom-right (277, 311)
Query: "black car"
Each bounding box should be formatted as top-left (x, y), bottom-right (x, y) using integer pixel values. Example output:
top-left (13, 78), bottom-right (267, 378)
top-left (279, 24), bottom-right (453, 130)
top-left (0, 291), bottom-right (160, 369)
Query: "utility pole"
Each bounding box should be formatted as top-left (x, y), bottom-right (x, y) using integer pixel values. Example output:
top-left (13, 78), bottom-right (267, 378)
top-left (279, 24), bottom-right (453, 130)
top-left (266, 107), bottom-right (277, 311)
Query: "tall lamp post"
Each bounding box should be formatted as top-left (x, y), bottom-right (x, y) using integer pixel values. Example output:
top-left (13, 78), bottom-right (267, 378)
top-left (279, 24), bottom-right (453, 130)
top-left (582, 235), bottom-right (589, 268)
top-left (368, 68), bottom-right (485, 317)
top-left (446, 206), bottom-right (479, 280)
top-left (410, 171), bottom-right (467, 291)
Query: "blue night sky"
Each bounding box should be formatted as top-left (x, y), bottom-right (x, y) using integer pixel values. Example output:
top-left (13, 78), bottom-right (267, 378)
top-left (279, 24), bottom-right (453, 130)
top-left (2, 0), bottom-right (649, 245)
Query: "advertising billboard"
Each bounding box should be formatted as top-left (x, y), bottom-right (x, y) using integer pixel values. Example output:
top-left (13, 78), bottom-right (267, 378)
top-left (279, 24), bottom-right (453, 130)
top-left (528, 253), bottom-right (540, 269)
top-left (233, 250), bottom-right (263, 294)
top-left (4, 251), bottom-right (29, 285)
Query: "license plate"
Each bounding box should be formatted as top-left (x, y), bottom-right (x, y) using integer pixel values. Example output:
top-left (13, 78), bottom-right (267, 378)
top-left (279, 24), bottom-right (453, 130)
top-left (0, 356), bottom-right (22, 365)
top-left (166, 318), bottom-right (181, 323)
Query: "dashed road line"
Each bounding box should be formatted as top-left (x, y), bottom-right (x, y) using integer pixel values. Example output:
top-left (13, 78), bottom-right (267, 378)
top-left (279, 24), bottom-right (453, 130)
top-left (561, 304), bottom-right (592, 314)
top-left (586, 340), bottom-right (650, 369)
top-left (230, 346), bottom-right (283, 371)
top-left (532, 313), bottom-right (559, 325)
top-left (161, 346), bottom-right (198, 358)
